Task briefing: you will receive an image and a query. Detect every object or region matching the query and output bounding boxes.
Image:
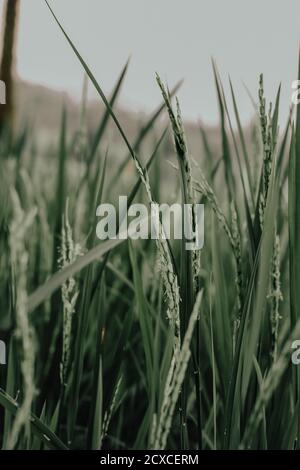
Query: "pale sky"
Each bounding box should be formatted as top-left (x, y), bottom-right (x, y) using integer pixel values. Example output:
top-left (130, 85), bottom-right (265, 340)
top-left (2, 0), bottom-right (300, 125)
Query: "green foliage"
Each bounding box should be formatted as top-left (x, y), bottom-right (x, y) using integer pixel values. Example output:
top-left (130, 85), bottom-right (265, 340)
top-left (0, 1), bottom-right (299, 451)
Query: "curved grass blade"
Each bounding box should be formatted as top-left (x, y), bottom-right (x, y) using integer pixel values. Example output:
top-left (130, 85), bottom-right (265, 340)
top-left (0, 389), bottom-right (68, 450)
top-left (110, 79), bottom-right (183, 187)
top-left (27, 236), bottom-right (126, 313)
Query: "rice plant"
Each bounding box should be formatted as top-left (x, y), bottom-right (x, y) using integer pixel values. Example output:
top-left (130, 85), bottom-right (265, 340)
top-left (0, 1), bottom-right (300, 451)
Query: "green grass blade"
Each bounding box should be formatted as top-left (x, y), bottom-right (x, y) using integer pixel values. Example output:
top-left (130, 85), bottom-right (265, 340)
top-left (0, 389), bottom-right (69, 450)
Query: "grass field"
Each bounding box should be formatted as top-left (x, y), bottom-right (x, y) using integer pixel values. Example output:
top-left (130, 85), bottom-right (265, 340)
top-left (1, 2), bottom-right (300, 451)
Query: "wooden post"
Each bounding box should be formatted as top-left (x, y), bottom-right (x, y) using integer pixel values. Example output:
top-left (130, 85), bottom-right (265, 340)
top-left (0, 0), bottom-right (20, 133)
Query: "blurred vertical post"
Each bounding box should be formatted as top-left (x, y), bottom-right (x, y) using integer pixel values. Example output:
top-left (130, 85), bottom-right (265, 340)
top-left (0, 0), bottom-right (20, 134)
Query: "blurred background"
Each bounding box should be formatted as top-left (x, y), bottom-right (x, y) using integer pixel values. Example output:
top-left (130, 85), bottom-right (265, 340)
top-left (0, 0), bottom-right (300, 143)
